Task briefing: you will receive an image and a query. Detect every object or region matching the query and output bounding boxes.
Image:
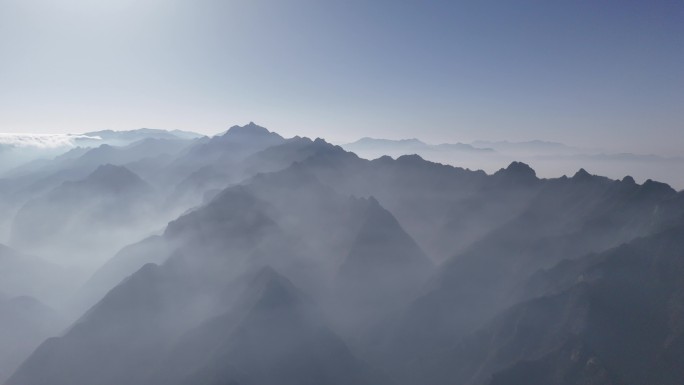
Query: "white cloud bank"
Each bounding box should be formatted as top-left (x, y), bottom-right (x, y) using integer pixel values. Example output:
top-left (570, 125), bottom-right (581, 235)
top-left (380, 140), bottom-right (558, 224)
top-left (0, 134), bottom-right (101, 149)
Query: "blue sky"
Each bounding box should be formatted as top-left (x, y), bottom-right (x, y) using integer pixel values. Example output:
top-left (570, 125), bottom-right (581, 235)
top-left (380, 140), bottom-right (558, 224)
top-left (1, 0), bottom-right (682, 154)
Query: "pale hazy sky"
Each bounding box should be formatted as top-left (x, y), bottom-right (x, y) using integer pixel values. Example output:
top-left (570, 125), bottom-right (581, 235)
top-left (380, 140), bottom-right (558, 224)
top-left (1, 0), bottom-right (683, 155)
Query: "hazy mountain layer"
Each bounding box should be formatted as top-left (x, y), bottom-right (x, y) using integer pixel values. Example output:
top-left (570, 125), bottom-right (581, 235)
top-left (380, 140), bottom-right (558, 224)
top-left (0, 296), bottom-right (65, 384)
top-left (2, 124), bottom-right (684, 385)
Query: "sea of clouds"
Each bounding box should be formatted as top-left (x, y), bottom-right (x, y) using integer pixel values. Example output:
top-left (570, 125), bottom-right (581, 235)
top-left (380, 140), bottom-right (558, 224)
top-left (0, 134), bottom-right (101, 149)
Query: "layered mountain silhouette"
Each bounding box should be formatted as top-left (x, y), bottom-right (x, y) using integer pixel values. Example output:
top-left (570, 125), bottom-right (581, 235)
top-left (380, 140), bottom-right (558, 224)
top-left (148, 266), bottom-right (385, 385)
top-left (166, 123), bottom-right (289, 206)
top-left (343, 137), bottom-right (494, 157)
top-left (69, 235), bottom-right (170, 313)
top-left (12, 164), bottom-right (151, 237)
top-left (8, 207), bottom-right (382, 385)
top-left (171, 122), bottom-right (284, 174)
top-left (2, 124), bottom-right (684, 385)
top-left (10, 165), bottom-right (156, 267)
top-left (471, 139), bottom-right (577, 155)
top-left (375, 170), bottom-right (682, 384)
top-left (336, 197), bottom-right (433, 326)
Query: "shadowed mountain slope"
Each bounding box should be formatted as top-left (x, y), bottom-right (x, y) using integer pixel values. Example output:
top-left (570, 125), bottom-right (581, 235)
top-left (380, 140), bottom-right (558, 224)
top-left (0, 296), bottom-right (65, 384)
top-left (149, 267), bottom-right (387, 385)
top-left (371, 169), bottom-right (682, 384)
top-left (447, 222), bottom-right (684, 385)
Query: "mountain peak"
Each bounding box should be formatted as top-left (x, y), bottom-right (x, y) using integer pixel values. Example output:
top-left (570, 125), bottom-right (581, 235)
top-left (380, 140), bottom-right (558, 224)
top-left (224, 122), bottom-right (282, 139)
top-left (507, 161), bottom-right (536, 175)
top-left (573, 168), bottom-right (592, 179)
top-left (371, 155), bottom-right (395, 164)
top-left (493, 161), bottom-right (537, 183)
top-left (83, 164), bottom-right (147, 192)
top-left (314, 138), bottom-right (349, 154)
top-left (164, 186), bottom-right (278, 244)
top-left (396, 154), bottom-right (425, 163)
top-left (640, 179), bottom-right (676, 196)
top-left (359, 197), bottom-right (412, 238)
top-left (242, 266), bottom-right (307, 310)
top-left (340, 197), bottom-right (432, 275)
top-left (89, 163), bottom-right (138, 179)
top-left (366, 195), bottom-right (381, 207)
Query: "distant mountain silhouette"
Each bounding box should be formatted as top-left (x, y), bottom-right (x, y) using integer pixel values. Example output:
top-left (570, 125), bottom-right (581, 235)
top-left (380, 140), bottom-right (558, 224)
top-left (0, 135), bottom-right (195, 211)
top-left (75, 138), bottom-right (193, 176)
top-left (10, 165), bottom-right (154, 266)
top-left (345, 137), bottom-right (493, 154)
top-left (471, 139), bottom-right (577, 155)
top-left (79, 164), bottom-right (149, 193)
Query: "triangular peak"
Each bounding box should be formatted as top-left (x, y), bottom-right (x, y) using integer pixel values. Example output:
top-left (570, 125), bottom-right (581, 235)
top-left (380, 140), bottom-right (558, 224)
top-left (238, 266), bottom-right (310, 311)
top-left (494, 161), bottom-right (537, 179)
top-left (223, 122), bottom-right (283, 139)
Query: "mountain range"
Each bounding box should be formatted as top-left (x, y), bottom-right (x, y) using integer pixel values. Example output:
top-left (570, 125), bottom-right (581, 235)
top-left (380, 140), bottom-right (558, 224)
top-left (0, 123), bottom-right (683, 385)
top-left (341, 137), bottom-right (684, 190)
